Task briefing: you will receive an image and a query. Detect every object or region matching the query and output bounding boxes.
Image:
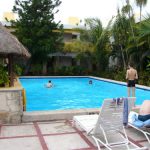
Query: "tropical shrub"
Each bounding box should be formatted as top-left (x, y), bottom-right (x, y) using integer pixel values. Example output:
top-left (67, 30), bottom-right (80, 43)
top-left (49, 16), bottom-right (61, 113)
top-left (0, 65), bottom-right (9, 87)
top-left (14, 64), bottom-right (23, 76)
top-left (30, 64), bottom-right (43, 75)
top-left (53, 66), bottom-right (86, 76)
top-left (146, 56), bottom-right (150, 72)
top-left (138, 71), bottom-right (150, 86)
top-left (113, 70), bottom-right (126, 82)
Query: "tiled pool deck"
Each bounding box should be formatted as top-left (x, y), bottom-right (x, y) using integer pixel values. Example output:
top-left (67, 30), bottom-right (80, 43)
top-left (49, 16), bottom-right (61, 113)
top-left (0, 120), bottom-right (149, 150)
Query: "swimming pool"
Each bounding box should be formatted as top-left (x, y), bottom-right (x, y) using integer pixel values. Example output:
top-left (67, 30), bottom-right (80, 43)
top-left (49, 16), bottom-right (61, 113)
top-left (19, 77), bottom-right (150, 111)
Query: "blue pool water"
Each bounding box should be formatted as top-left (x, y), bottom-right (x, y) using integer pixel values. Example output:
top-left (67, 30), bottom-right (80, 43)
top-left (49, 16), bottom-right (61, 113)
top-left (19, 77), bottom-right (150, 111)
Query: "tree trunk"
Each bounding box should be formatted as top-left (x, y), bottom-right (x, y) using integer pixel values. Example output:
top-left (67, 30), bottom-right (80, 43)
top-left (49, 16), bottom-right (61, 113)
top-left (24, 59), bottom-right (31, 75)
top-left (120, 45), bottom-right (126, 71)
top-left (42, 62), bottom-right (47, 75)
top-left (8, 55), bottom-right (14, 87)
top-left (140, 5), bottom-right (142, 22)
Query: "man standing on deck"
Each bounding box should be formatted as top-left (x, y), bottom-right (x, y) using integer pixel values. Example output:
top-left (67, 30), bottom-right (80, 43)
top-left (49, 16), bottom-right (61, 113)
top-left (126, 63), bottom-right (138, 97)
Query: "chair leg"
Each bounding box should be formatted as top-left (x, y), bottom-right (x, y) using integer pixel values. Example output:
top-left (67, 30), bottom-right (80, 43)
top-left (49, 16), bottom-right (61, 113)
top-left (92, 136), bottom-right (102, 150)
top-left (144, 132), bottom-right (150, 144)
top-left (92, 136), bottom-right (112, 150)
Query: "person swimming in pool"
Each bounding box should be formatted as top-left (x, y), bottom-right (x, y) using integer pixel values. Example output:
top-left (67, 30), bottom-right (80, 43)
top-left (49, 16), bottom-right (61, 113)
top-left (89, 80), bottom-right (92, 84)
top-left (45, 80), bottom-right (53, 88)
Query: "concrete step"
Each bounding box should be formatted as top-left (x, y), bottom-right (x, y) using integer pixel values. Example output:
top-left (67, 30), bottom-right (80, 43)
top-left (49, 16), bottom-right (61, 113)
top-left (22, 108), bottom-right (100, 122)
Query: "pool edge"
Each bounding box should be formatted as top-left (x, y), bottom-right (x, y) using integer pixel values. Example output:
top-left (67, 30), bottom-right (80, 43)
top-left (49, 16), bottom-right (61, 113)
top-left (22, 108), bottom-right (100, 122)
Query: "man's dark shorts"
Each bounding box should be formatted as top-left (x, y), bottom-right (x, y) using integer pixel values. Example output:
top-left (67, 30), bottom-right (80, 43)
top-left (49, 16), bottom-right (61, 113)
top-left (127, 80), bottom-right (135, 87)
top-left (138, 114), bottom-right (150, 122)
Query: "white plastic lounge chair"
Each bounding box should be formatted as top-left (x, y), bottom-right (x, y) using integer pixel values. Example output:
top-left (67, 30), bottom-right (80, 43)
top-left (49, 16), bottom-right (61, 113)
top-left (73, 97), bottom-right (136, 134)
top-left (73, 98), bottom-right (147, 150)
top-left (128, 111), bottom-right (150, 144)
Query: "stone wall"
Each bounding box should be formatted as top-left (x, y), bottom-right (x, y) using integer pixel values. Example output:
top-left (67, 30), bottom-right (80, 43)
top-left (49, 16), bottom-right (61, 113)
top-left (0, 89), bottom-right (23, 124)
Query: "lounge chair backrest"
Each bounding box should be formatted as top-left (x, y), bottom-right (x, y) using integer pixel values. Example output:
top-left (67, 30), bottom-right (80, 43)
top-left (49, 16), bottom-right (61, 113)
top-left (92, 97), bottom-right (136, 135)
top-left (93, 99), bottom-right (124, 134)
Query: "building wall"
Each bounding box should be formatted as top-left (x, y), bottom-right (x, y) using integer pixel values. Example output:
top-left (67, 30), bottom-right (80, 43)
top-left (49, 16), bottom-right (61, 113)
top-left (63, 32), bottom-right (80, 42)
top-left (0, 89), bottom-right (23, 124)
top-left (63, 33), bottom-right (73, 42)
top-left (54, 57), bottom-right (73, 68)
top-left (68, 17), bottom-right (80, 25)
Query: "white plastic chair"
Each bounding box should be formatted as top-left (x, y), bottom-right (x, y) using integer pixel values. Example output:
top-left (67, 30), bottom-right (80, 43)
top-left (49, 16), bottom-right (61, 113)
top-left (73, 98), bottom-right (147, 150)
top-left (73, 97), bottom-right (136, 134)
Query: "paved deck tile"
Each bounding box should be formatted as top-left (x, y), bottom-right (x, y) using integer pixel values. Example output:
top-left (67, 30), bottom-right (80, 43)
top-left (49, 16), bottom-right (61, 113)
top-left (0, 124), bottom-right (36, 137)
top-left (38, 121), bottom-right (75, 134)
top-left (0, 120), bottom-right (149, 150)
top-left (0, 137), bottom-right (43, 150)
top-left (44, 133), bottom-right (90, 150)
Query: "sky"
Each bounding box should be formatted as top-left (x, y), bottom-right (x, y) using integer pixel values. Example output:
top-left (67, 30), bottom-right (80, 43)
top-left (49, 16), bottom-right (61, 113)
top-left (0, 0), bottom-right (150, 26)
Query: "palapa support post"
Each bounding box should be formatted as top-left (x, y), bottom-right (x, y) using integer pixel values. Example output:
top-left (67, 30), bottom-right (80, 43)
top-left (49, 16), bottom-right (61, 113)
top-left (8, 54), bottom-right (14, 87)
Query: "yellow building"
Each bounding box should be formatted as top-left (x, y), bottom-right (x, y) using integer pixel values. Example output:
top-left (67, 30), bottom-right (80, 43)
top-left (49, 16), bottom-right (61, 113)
top-left (68, 17), bottom-right (80, 25)
top-left (3, 12), bottom-right (15, 21)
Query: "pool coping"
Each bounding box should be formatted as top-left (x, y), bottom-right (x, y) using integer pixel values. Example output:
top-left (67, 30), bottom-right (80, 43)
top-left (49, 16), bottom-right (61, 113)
top-left (20, 75), bottom-right (150, 91)
top-left (90, 76), bottom-right (150, 90)
top-left (22, 108), bottom-right (100, 122)
top-left (22, 106), bottom-right (140, 123)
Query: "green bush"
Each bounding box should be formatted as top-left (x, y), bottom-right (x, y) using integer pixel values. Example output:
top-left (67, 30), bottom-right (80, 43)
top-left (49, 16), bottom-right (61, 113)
top-left (138, 71), bottom-right (150, 86)
top-left (113, 71), bottom-right (126, 82)
top-left (14, 64), bottom-right (23, 76)
top-left (0, 65), bottom-right (9, 87)
top-left (30, 64), bottom-right (43, 75)
top-left (53, 66), bottom-right (86, 76)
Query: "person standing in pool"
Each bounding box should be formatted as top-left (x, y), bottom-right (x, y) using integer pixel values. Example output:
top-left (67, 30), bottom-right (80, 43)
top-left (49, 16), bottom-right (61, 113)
top-left (126, 63), bottom-right (138, 97)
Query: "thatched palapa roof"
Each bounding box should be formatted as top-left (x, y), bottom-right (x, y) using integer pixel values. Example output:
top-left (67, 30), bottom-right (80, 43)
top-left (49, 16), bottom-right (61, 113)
top-left (0, 23), bottom-right (30, 57)
top-left (0, 23), bottom-right (30, 87)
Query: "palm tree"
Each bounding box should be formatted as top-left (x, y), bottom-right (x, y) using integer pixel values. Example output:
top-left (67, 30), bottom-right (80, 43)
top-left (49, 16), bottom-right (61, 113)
top-left (82, 18), bottom-right (112, 71)
top-left (137, 16), bottom-right (150, 69)
top-left (135, 0), bottom-right (148, 21)
top-left (111, 10), bottom-right (132, 70)
top-left (126, 15), bottom-right (150, 70)
top-left (122, 1), bottom-right (138, 52)
top-left (139, 16), bottom-right (150, 37)
top-left (79, 18), bottom-right (114, 72)
top-left (95, 19), bottom-right (113, 71)
top-left (122, 0), bottom-right (133, 18)
top-left (83, 18), bottom-right (103, 44)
